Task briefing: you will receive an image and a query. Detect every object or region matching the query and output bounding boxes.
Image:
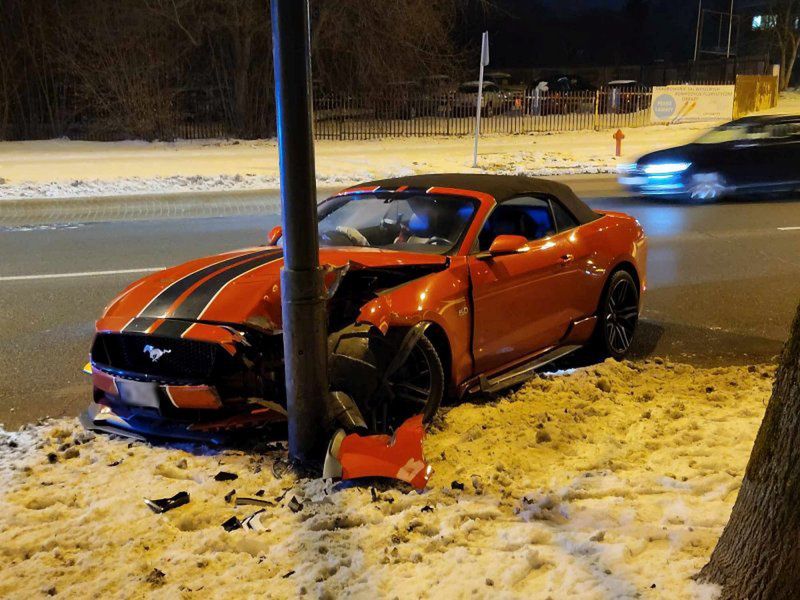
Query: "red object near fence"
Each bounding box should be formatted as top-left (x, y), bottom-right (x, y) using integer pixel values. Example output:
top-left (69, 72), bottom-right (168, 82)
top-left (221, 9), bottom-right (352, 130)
top-left (613, 129), bottom-right (625, 157)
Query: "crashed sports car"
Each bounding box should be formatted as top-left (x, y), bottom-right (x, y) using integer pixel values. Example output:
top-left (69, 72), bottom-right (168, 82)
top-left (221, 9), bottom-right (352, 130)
top-left (83, 174), bottom-right (647, 442)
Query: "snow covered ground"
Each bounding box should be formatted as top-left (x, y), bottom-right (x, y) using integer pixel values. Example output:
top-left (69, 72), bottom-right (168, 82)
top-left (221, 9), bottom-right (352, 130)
top-left (3, 90), bottom-right (798, 201)
top-left (0, 359), bottom-right (774, 599)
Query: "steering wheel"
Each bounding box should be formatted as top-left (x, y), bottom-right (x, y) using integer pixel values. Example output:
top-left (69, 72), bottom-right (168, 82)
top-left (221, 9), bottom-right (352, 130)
top-left (425, 236), bottom-right (452, 246)
top-left (321, 226), bottom-right (370, 247)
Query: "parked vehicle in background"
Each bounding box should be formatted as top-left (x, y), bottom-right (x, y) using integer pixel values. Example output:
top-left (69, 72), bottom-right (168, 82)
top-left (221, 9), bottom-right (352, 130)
top-left (451, 81), bottom-right (510, 117)
top-left (601, 80), bottom-right (650, 114)
top-left (527, 74), bottom-right (596, 115)
top-left (619, 115), bottom-right (800, 201)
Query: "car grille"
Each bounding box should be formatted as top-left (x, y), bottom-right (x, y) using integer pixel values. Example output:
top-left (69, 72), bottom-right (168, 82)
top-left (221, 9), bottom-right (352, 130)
top-left (91, 332), bottom-right (226, 382)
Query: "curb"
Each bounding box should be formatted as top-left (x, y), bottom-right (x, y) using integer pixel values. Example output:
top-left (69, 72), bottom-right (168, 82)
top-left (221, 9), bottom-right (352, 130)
top-left (0, 187), bottom-right (341, 226)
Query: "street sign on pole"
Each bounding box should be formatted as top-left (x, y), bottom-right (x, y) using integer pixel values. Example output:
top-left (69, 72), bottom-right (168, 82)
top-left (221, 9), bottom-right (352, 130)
top-left (472, 31), bottom-right (489, 169)
top-left (270, 0), bottom-right (328, 464)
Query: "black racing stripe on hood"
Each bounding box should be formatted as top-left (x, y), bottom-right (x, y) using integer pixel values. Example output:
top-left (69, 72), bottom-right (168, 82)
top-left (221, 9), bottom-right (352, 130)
top-left (151, 318), bottom-right (194, 339)
top-left (156, 250), bottom-right (284, 325)
top-left (124, 249), bottom-right (278, 330)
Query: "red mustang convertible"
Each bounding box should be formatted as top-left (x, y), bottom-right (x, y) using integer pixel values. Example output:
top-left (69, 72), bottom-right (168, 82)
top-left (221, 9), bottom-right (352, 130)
top-left (84, 174), bottom-right (646, 441)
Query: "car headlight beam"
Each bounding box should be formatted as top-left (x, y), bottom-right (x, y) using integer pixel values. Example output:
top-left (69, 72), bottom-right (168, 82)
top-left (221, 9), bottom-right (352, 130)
top-left (642, 162), bottom-right (691, 175)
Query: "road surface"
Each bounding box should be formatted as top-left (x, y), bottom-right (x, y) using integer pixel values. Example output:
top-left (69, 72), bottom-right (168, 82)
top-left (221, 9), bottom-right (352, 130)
top-left (1, 174), bottom-right (799, 428)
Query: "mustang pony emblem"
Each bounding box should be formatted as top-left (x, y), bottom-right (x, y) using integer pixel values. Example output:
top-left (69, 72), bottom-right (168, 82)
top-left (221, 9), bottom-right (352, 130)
top-left (143, 345), bottom-right (172, 362)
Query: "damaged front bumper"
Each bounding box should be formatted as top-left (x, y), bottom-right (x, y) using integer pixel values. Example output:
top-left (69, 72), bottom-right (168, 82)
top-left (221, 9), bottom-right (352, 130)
top-left (323, 414), bottom-right (432, 490)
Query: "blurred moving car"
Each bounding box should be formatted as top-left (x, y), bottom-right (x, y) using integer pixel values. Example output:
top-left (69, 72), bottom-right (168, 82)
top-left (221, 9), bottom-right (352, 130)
top-left (83, 174), bottom-right (646, 443)
top-left (619, 115), bottom-right (800, 201)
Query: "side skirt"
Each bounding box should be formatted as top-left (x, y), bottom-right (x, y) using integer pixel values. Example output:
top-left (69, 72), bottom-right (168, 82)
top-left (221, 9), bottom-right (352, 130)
top-left (460, 343), bottom-right (582, 397)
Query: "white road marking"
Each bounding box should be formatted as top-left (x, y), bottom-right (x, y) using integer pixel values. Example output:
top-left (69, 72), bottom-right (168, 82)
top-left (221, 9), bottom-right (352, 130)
top-left (0, 267), bottom-right (165, 282)
top-left (777, 226), bottom-right (800, 231)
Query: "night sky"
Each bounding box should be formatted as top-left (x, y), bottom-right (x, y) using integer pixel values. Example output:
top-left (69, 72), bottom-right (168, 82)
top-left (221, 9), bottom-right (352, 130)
top-left (459, 0), bottom-right (731, 69)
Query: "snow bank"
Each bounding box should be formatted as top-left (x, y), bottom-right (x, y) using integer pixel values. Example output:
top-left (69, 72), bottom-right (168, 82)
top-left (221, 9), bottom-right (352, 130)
top-left (0, 122), bottom-right (714, 201)
top-left (0, 359), bottom-right (774, 598)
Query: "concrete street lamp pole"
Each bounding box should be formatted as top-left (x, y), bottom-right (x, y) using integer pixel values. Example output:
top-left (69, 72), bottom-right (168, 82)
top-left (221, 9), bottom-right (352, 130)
top-left (270, 0), bottom-right (328, 463)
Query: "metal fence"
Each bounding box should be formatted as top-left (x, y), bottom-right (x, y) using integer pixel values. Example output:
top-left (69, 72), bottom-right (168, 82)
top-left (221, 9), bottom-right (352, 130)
top-left (313, 87), bottom-right (653, 139)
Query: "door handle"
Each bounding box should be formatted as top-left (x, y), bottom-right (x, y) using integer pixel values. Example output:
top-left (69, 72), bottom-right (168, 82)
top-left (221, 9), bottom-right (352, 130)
top-left (560, 254), bottom-right (574, 264)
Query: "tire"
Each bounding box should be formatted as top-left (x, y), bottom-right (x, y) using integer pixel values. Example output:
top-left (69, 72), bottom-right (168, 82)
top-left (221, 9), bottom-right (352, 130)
top-left (687, 172), bottom-right (727, 202)
top-left (328, 325), bottom-right (444, 433)
top-left (592, 269), bottom-right (639, 359)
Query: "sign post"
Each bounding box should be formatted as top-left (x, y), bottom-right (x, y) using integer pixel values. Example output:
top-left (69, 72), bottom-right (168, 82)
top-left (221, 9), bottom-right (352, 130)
top-left (270, 0), bottom-right (328, 464)
top-left (472, 31), bottom-right (489, 169)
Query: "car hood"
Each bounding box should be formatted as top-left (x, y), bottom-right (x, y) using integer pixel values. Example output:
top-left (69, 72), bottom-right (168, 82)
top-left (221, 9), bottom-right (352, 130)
top-left (637, 144), bottom-right (704, 166)
top-left (97, 246), bottom-right (448, 335)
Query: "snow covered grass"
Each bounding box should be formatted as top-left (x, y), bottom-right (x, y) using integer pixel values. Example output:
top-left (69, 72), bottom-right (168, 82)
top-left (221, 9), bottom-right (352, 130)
top-left (0, 359), bottom-right (774, 599)
top-left (3, 90), bottom-right (799, 202)
top-left (0, 121), bottom-right (711, 201)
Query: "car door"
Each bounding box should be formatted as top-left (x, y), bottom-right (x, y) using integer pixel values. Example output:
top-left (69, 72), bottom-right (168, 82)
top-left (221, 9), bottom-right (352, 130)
top-left (468, 196), bottom-right (581, 374)
top-left (758, 121), bottom-right (800, 188)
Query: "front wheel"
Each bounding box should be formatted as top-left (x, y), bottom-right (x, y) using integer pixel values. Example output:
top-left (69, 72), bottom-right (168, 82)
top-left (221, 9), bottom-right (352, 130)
top-left (593, 270), bottom-right (639, 359)
top-left (328, 326), bottom-right (444, 433)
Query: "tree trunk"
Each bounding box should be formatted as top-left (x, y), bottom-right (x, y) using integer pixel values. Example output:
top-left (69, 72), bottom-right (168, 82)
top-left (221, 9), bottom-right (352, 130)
top-left (699, 300), bottom-right (800, 599)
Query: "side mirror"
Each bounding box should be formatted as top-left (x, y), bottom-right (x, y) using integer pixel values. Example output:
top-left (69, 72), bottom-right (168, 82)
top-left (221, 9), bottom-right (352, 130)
top-left (267, 225), bottom-right (282, 246)
top-left (479, 234), bottom-right (529, 259)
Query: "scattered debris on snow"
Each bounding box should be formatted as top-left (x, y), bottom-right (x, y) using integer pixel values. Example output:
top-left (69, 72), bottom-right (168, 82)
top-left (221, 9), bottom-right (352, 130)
top-left (0, 359), bottom-right (775, 598)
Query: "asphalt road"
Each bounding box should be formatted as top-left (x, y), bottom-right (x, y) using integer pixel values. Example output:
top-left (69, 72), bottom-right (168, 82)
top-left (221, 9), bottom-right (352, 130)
top-left (1, 175), bottom-right (799, 429)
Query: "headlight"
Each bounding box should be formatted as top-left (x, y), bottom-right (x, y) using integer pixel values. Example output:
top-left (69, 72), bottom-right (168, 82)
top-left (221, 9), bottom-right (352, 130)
top-left (643, 162), bottom-right (691, 175)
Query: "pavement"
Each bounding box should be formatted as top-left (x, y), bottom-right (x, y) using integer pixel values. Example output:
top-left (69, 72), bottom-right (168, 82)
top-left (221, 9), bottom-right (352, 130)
top-left (1, 174), bottom-right (799, 429)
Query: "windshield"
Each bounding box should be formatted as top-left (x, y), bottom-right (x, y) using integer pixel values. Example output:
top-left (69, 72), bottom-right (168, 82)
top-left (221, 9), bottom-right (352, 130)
top-left (316, 193), bottom-right (477, 254)
top-left (695, 122), bottom-right (771, 145)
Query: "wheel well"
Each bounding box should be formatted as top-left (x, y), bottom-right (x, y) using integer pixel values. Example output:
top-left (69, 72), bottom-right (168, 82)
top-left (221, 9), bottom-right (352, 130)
top-left (611, 261), bottom-right (640, 295)
top-left (421, 323), bottom-right (452, 396)
top-left (596, 261), bottom-right (640, 315)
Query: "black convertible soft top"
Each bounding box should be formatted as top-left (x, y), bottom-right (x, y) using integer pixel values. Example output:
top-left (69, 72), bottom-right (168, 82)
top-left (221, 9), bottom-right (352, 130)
top-left (352, 173), bottom-right (600, 225)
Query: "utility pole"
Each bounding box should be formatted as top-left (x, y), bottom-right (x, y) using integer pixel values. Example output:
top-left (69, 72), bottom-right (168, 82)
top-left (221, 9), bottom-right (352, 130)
top-left (693, 0), bottom-right (703, 61)
top-left (270, 0), bottom-right (328, 464)
top-left (726, 0), bottom-right (735, 58)
top-left (472, 31), bottom-right (489, 169)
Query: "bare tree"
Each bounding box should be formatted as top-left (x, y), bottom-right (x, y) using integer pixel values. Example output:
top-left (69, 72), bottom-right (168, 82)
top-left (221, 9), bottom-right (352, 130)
top-left (767, 0), bottom-right (800, 90)
top-left (698, 299), bottom-right (800, 598)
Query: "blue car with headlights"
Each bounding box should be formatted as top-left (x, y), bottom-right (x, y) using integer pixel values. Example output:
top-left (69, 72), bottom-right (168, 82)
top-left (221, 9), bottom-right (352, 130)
top-left (619, 115), bottom-right (800, 201)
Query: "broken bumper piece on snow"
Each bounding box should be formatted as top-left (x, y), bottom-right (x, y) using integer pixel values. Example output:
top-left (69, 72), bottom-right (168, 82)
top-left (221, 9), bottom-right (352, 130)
top-left (323, 414), bottom-right (432, 490)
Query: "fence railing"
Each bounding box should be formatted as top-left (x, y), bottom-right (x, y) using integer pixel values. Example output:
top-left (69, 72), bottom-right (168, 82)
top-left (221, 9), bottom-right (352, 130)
top-left (6, 86), bottom-right (660, 141)
top-left (313, 87), bottom-right (653, 139)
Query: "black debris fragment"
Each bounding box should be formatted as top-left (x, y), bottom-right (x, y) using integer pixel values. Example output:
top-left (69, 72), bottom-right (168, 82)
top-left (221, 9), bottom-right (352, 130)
top-left (282, 570), bottom-right (295, 579)
top-left (421, 505), bottom-right (434, 513)
top-left (107, 460), bottom-right (122, 467)
top-left (236, 497), bottom-right (275, 508)
top-left (287, 496), bottom-right (303, 513)
top-left (450, 480), bottom-right (465, 491)
top-left (370, 487), bottom-right (379, 502)
top-left (242, 509), bottom-right (268, 531)
top-left (144, 491), bottom-right (190, 514)
top-left (221, 516), bottom-right (242, 531)
top-left (146, 568), bottom-right (166, 587)
top-left (224, 489), bottom-right (236, 503)
top-left (214, 471), bottom-right (238, 482)
top-left (275, 489), bottom-right (290, 502)
top-left (254, 489), bottom-right (266, 497)
top-left (47, 452), bottom-right (58, 464)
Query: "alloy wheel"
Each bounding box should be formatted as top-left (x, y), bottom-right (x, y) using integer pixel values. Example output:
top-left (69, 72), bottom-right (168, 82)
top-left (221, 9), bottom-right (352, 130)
top-left (605, 276), bottom-right (639, 355)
